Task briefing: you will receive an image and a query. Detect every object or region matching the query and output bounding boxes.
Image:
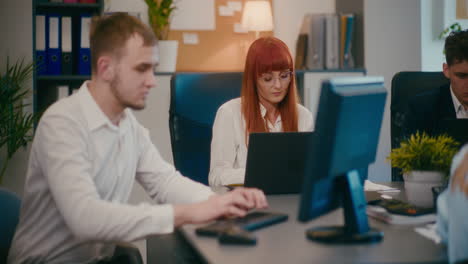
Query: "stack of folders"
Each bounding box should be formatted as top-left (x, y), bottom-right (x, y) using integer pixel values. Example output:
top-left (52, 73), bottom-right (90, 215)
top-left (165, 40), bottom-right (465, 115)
top-left (35, 13), bottom-right (92, 76)
top-left (366, 199), bottom-right (436, 225)
top-left (295, 13), bottom-right (354, 70)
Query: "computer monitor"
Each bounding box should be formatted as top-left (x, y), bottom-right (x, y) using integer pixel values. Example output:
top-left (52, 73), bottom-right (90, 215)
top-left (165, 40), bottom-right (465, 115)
top-left (298, 76), bottom-right (387, 244)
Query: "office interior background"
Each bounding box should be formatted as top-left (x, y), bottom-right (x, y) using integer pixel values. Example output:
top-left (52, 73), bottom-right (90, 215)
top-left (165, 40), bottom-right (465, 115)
top-left (0, 0), bottom-right (464, 262)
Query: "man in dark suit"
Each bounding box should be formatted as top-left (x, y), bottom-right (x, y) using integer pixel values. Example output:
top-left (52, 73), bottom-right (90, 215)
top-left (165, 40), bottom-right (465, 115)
top-left (404, 30), bottom-right (468, 137)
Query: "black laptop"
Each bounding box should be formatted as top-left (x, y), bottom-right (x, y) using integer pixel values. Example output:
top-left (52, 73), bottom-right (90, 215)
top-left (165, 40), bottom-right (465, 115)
top-left (243, 132), bottom-right (313, 194)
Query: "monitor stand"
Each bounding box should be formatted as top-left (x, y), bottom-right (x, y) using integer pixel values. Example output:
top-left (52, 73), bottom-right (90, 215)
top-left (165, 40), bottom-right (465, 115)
top-left (306, 170), bottom-right (383, 244)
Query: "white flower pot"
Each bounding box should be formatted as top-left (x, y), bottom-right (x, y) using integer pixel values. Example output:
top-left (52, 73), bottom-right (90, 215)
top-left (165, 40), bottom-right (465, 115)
top-left (156, 40), bottom-right (178, 72)
top-left (403, 170), bottom-right (445, 208)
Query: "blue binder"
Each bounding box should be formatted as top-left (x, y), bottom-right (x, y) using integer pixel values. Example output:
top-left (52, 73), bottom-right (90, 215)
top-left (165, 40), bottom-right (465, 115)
top-left (47, 14), bottom-right (62, 75)
top-left (343, 14), bottom-right (355, 69)
top-left (78, 14), bottom-right (92, 75)
top-left (35, 15), bottom-right (47, 75)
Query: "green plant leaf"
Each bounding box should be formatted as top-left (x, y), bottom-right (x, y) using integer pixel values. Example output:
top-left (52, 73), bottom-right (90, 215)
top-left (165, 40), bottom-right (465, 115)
top-left (144, 0), bottom-right (176, 40)
top-left (0, 56), bottom-right (38, 183)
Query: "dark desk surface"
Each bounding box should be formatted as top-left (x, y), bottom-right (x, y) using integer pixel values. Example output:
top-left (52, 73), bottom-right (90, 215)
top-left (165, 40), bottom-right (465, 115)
top-left (148, 183), bottom-right (448, 264)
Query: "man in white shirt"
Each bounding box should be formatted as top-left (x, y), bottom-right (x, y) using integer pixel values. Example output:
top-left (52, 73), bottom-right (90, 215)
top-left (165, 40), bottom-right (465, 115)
top-left (7, 13), bottom-right (267, 264)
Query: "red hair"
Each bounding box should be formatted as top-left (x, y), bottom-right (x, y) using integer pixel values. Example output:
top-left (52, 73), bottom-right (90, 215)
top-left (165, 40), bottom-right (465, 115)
top-left (241, 37), bottom-right (299, 141)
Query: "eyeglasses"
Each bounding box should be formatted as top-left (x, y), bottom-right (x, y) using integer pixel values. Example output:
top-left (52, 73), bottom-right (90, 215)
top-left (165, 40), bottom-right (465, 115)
top-left (259, 71), bottom-right (292, 85)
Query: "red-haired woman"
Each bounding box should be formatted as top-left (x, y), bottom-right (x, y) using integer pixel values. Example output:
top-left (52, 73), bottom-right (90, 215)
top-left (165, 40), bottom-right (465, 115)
top-left (209, 37), bottom-right (314, 186)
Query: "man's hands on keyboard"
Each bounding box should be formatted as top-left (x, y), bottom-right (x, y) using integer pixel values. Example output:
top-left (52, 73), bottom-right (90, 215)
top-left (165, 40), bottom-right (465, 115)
top-left (174, 187), bottom-right (268, 227)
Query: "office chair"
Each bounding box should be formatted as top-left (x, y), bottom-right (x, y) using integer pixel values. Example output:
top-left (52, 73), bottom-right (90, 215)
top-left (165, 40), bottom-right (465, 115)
top-left (0, 188), bottom-right (21, 263)
top-left (169, 72), bottom-right (242, 184)
top-left (390, 71), bottom-right (450, 181)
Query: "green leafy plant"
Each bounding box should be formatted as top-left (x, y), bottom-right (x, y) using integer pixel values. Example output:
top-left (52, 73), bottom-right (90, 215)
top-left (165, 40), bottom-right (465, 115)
top-left (439, 22), bottom-right (462, 39)
top-left (144, 0), bottom-right (176, 40)
top-left (387, 132), bottom-right (459, 180)
top-left (0, 58), bottom-right (38, 183)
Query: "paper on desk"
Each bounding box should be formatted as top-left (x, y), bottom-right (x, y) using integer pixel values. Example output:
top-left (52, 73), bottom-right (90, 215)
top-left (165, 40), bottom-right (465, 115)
top-left (414, 223), bottom-right (441, 244)
top-left (364, 180), bottom-right (400, 192)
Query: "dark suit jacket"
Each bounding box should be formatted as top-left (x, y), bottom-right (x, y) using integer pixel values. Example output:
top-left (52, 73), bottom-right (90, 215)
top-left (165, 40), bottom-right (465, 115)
top-left (403, 83), bottom-right (456, 137)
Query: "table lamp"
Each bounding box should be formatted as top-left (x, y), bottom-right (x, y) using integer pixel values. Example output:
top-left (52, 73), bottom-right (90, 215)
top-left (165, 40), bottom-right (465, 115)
top-left (241, 1), bottom-right (274, 39)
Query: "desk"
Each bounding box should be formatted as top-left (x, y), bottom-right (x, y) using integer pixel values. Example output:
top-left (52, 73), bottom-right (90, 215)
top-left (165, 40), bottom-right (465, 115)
top-left (148, 183), bottom-right (448, 263)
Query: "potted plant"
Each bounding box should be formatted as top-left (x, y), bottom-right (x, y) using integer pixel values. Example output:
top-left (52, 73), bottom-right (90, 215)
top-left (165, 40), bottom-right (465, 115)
top-left (388, 132), bottom-right (459, 207)
top-left (0, 58), bottom-right (38, 184)
top-left (144, 0), bottom-right (178, 72)
top-left (439, 22), bottom-right (462, 39)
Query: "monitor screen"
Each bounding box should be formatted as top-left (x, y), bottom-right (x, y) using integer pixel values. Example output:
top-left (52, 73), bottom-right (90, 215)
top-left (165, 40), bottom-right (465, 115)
top-left (298, 76), bottom-right (386, 243)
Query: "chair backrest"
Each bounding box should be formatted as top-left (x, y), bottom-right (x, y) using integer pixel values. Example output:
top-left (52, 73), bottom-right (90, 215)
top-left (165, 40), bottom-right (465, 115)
top-left (390, 71), bottom-right (450, 181)
top-left (0, 188), bottom-right (21, 263)
top-left (169, 72), bottom-right (242, 184)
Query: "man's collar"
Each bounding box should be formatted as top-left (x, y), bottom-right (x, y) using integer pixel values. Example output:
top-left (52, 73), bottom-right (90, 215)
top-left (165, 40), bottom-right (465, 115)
top-left (450, 85), bottom-right (466, 113)
top-left (77, 81), bottom-right (128, 132)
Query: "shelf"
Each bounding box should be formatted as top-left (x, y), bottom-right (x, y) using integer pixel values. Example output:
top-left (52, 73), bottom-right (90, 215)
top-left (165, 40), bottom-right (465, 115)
top-left (296, 68), bottom-right (367, 74)
top-left (35, 2), bottom-right (101, 8)
top-left (37, 75), bottom-right (90, 81)
top-left (33, 0), bottom-right (103, 115)
top-left (35, 1), bottom-right (102, 14)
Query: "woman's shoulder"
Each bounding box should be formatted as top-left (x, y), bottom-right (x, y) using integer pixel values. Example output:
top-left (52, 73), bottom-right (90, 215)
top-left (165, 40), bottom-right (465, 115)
top-left (218, 97), bottom-right (241, 112)
top-left (297, 103), bottom-right (312, 116)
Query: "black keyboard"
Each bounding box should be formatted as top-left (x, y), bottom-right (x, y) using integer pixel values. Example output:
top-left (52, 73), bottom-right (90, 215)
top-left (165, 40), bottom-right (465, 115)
top-left (195, 211), bottom-right (288, 237)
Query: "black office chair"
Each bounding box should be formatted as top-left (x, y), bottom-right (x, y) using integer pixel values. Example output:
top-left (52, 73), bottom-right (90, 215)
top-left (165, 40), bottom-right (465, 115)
top-left (169, 72), bottom-right (242, 184)
top-left (0, 188), bottom-right (21, 263)
top-left (390, 71), bottom-right (450, 181)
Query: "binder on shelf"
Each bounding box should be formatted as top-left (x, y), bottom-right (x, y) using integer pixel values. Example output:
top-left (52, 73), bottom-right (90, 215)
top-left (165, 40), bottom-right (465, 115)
top-left (35, 15), bottom-right (47, 75)
top-left (306, 14), bottom-right (325, 70)
top-left (47, 14), bottom-right (62, 75)
top-left (61, 16), bottom-right (73, 74)
top-left (64, 0), bottom-right (78, 2)
top-left (339, 14), bottom-right (347, 68)
top-left (295, 34), bottom-right (308, 70)
top-left (57, 85), bottom-right (70, 100)
top-left (295, 15), bottom-right (311, 70)
top-left (78, 14), bottom-right (92, 75)
top-left (324, 14), bottom-right (339, 69)
top-left (343, 14), bottom-right (355, 69)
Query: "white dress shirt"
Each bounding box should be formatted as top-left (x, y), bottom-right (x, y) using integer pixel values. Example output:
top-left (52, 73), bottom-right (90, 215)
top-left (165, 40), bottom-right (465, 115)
top-left (450, 86), bottom-right (468, 119)
top-left (437, 143), bottom-right (468, 263)
top-left (208, 98), bottom-right (314, 186)
top-left (8, 82), bottom-right (213, 264)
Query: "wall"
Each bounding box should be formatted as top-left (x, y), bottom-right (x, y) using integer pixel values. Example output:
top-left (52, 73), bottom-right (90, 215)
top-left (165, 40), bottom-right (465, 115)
top-left (421, 0), bottom-right (446, 71)
top-left (365, 0), bottom-right (422, 182)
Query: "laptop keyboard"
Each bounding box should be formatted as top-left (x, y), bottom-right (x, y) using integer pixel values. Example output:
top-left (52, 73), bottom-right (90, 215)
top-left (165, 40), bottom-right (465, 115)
top-left (195, 211), bottom-right (288, 237)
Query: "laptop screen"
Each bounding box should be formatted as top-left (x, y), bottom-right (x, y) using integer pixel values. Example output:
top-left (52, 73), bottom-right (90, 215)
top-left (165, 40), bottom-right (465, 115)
top-left (243, 132), bottom-right (313, 194)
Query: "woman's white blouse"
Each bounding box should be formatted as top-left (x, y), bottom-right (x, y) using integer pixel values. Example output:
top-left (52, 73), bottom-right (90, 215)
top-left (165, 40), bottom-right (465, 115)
top-left (208, 98), bottom-right (314, 186)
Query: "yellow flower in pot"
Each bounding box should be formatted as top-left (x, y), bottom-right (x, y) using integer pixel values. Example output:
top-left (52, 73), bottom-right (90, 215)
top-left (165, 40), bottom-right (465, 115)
top-left (388, 132), bottom-right (459, 207)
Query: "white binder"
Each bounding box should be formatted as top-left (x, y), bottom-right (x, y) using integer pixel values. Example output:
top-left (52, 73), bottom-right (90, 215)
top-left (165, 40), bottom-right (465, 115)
top-left (306, 14), bottom-right (325, 70)
top-left (325, 14), bottom-right (339, 69)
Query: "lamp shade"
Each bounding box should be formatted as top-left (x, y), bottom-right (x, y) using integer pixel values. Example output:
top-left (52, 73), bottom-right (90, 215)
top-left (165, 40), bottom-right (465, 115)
top-left (241, 1), bottom-right (274, 32)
